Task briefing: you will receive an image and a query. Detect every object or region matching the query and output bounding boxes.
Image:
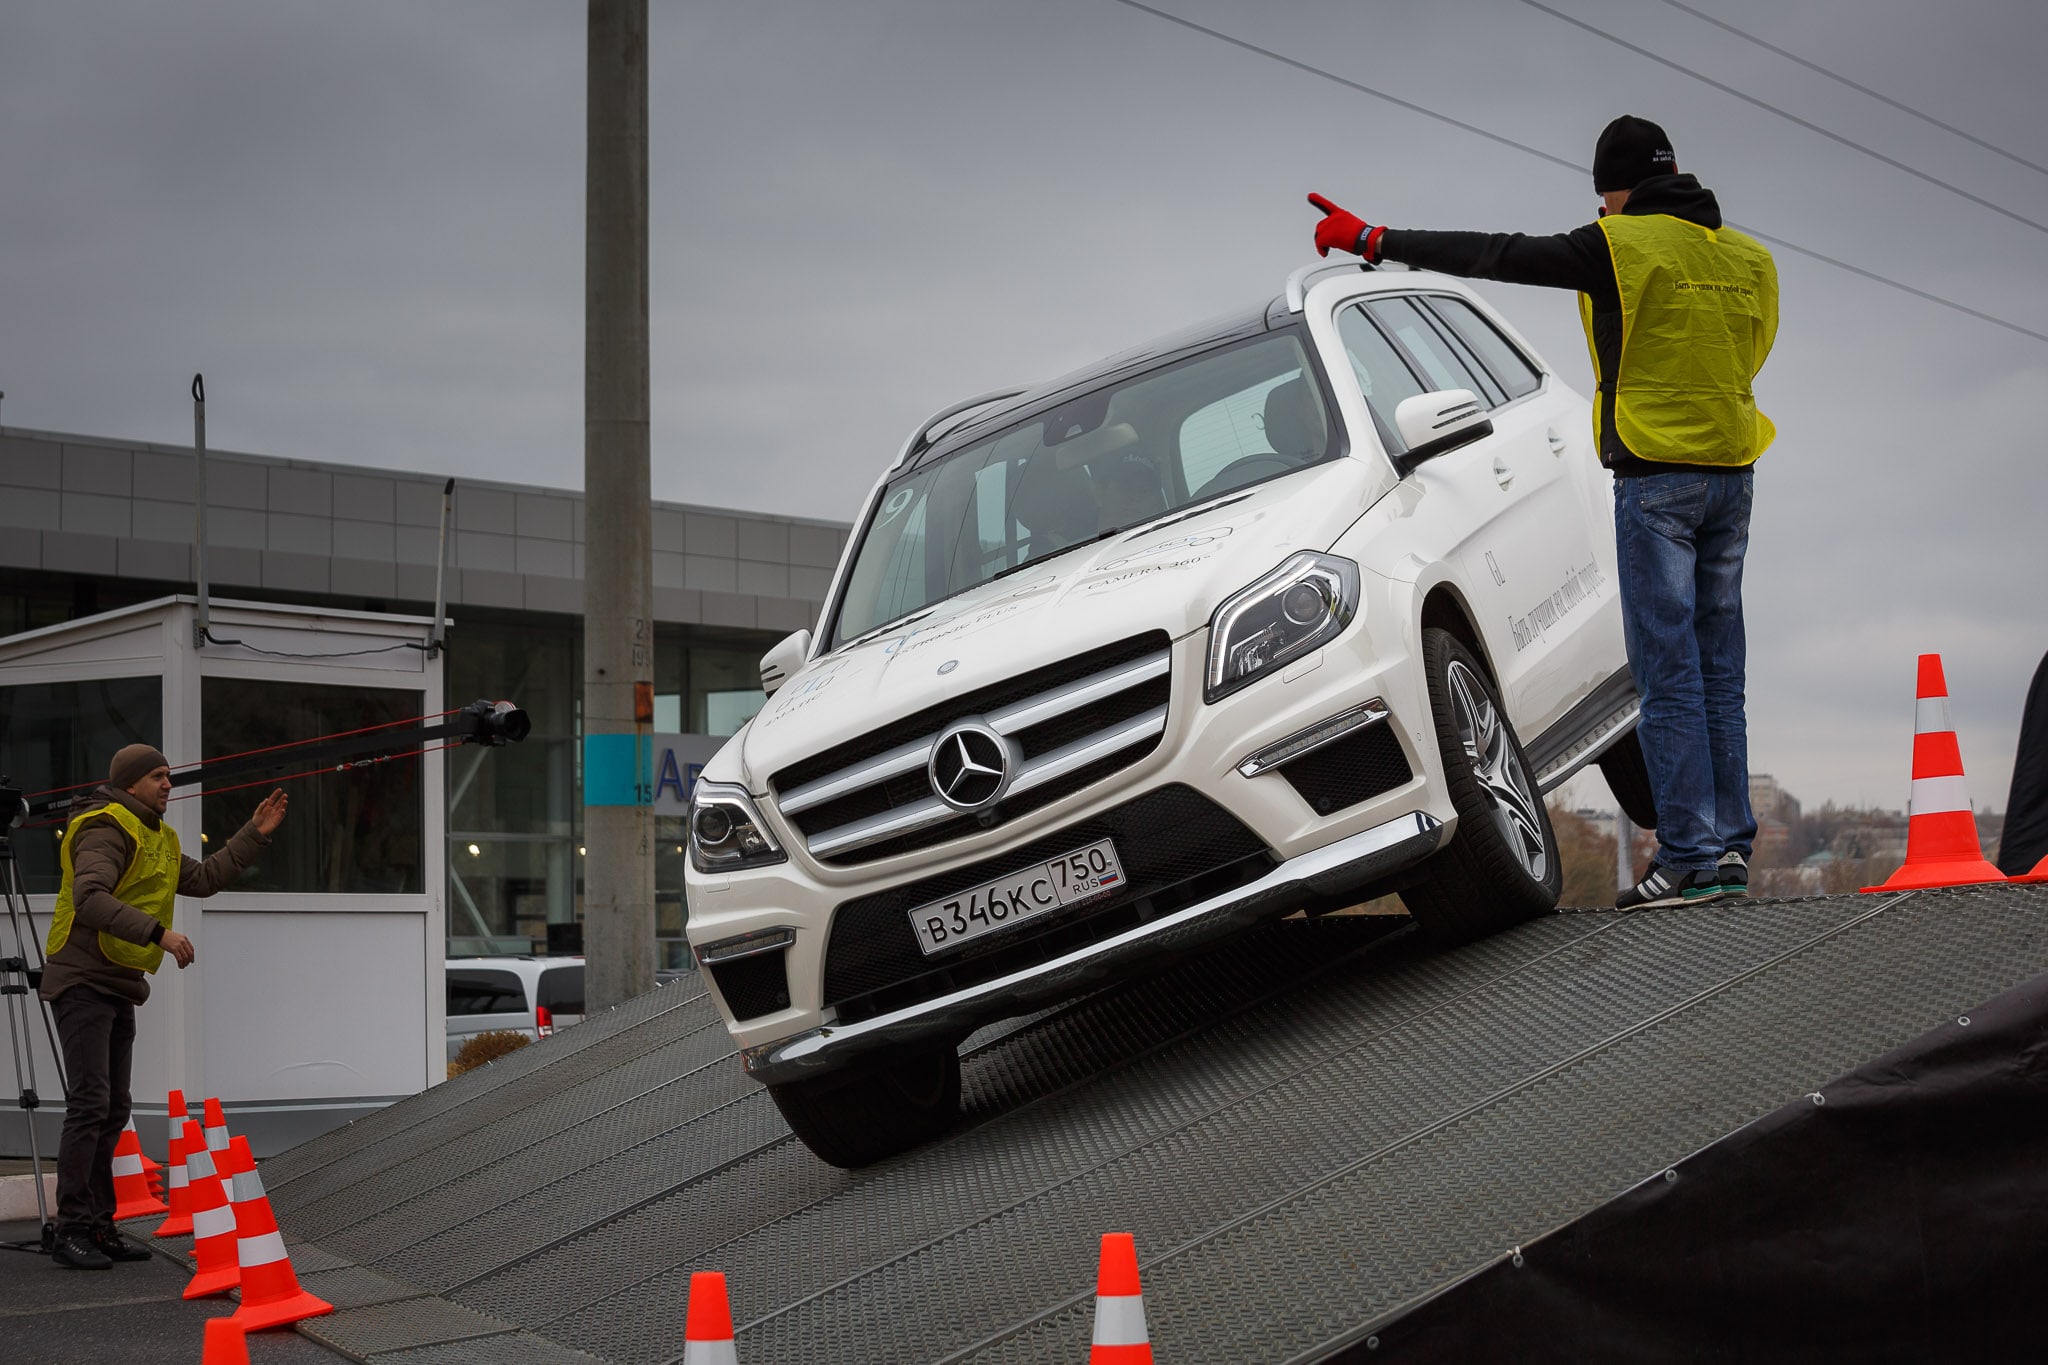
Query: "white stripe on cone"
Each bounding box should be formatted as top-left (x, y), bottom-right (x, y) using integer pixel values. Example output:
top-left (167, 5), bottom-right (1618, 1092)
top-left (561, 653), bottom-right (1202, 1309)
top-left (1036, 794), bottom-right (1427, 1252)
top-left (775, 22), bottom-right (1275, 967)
top-left (1092, 1294), bottom-right (1150, 1347)
top-left (1914, 696), bottom-right (1951, 735)
top-left (1910, 774), bottom-right (1972, 815)
top-left (167, 1168), bottom-right (188, 1189)
top-left (680, 1343), bottom-right (738, 1365)
top-left (112, 1153), bottom-right (144, 1177)
top-left (233, 1168), bottom-right (268, 1203)
top-left (192, 1204), bottom-right (236, 1240)
top-left (238, 1229), bottom-right (289, 1269)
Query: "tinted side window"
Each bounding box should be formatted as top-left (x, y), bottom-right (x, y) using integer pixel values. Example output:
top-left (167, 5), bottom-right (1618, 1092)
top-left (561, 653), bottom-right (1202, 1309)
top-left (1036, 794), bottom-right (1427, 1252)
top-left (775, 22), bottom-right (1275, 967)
top-left (538, 965), bottom-right (585, 1014)
top-left (1366, 297), bottom-right (1499, 405)
top-left (1427, 296), bottom-right (1542, 399)
top-left (1336, 306), bottom-right (1428, 453)
top-left (448, 969), bottom-right (526, 1015)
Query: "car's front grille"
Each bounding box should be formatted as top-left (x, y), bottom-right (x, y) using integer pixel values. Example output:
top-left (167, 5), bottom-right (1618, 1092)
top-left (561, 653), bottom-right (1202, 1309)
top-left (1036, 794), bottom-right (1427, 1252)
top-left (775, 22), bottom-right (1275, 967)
top-left (771, 633), bottom-right (1172, 866)
top-left (821, 785), bottom-right (1271, 1023)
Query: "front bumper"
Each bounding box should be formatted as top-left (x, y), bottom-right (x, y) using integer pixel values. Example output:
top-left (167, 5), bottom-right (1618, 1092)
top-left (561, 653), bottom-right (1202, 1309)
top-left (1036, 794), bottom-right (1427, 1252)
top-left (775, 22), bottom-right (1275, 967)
top-left (739, 808), bottom-right (1442, 1085)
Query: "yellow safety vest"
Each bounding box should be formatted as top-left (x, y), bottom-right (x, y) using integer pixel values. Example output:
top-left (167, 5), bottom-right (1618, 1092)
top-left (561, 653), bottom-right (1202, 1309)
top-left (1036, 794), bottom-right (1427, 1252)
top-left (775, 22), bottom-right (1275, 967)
top-left (48, 803), bottom-right (179, 974)
top-left (1578, 213), bottom-right (1779, 466)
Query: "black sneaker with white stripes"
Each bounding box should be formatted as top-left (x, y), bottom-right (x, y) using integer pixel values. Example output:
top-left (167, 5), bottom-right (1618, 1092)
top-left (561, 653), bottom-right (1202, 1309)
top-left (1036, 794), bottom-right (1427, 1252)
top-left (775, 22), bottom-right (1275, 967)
top-left (1616, 863), bottom-right (1723, 911)
top-left (1716, 851), bottom-right (1750, 897)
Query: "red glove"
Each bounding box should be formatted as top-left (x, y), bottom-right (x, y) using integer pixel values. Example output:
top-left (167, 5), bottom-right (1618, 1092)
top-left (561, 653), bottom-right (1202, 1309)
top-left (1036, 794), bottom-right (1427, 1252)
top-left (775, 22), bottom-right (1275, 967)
top-left (1308, 193), bottom-right (1384, 261)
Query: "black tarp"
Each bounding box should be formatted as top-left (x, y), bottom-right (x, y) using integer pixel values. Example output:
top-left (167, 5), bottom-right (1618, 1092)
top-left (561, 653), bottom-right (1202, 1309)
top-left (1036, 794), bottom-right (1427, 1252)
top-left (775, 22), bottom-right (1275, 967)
top-left (1999, 648), bottom-right (2048, 876)
top-left (1336, 967), bottom-right (2048, 1364)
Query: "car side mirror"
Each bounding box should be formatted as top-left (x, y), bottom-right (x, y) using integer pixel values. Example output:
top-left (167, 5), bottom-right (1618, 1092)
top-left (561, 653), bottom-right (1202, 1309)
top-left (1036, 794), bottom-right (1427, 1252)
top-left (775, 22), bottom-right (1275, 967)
top-left (759, 629), bottom-right (811, 697)
top-left (1392, 389), bottom-right (1493, 474)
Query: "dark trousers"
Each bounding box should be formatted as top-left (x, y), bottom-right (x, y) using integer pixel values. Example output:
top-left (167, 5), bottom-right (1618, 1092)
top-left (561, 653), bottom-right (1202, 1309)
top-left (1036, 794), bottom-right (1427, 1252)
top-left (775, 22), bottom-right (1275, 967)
top-left (49, 985), bottom-right (135, 1232)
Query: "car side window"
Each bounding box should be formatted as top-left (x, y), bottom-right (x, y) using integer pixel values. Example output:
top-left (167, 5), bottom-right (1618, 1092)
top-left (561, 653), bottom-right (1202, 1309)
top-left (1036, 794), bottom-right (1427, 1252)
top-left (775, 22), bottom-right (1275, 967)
top-left (1366, 297), bottom-right (1503, 407)
top-left (538, 965), bottom-right (584, 1014)
top-left (1425, 295), bottom-right (1542, 399)
top-left (448, 969), bottom-right (525, 1015)
top-left (1336, 305), bottom-right (1429, 454)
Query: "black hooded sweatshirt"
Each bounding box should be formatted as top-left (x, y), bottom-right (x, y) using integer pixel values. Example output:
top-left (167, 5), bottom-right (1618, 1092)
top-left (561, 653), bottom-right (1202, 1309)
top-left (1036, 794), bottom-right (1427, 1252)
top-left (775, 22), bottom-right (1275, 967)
top-left (1374, 173), bottom-right (1736, 479)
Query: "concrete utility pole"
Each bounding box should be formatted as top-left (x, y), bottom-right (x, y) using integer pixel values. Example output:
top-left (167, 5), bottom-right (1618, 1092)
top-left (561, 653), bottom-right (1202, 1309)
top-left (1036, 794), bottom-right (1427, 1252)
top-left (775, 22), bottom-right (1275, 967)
top-left (583, 0), bottom-right (654, 1010)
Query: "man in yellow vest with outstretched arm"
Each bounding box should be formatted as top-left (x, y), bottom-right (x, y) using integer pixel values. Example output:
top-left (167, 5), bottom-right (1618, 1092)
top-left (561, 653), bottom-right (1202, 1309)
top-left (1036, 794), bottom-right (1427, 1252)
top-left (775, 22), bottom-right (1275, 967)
top-left (1307, 115), bottom-right (1777, 913)
top-left (39, 743), bottom-right (288, 1270)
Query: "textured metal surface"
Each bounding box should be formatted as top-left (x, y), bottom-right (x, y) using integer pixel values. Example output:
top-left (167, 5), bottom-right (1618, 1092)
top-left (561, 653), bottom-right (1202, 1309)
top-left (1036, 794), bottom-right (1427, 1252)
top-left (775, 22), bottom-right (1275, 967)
top-left (298, 1297), bottom-right (516, 1357)
top-left (294, 1264), bottom-right (436, 1311)
top-left (249, 884), bottom-right (2048, 1365)
top-left (370, 1333), bottom-right (605, 1364)
top-left (262, 979), bottom-right (709, 1201)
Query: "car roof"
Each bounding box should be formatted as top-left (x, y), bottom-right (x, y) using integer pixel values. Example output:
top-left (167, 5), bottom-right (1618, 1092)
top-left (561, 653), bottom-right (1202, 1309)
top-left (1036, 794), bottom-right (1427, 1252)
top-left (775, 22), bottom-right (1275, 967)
top-left (913, 265), bottom-right (1471, 467)
top-left (917, 302), bottom-right (1276, 466)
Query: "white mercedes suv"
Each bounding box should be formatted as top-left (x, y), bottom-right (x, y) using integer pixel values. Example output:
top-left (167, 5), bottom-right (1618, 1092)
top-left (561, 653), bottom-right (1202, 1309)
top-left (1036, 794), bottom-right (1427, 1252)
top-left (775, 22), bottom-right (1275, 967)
top-left (686, 262), bottom-right (1652, 1166)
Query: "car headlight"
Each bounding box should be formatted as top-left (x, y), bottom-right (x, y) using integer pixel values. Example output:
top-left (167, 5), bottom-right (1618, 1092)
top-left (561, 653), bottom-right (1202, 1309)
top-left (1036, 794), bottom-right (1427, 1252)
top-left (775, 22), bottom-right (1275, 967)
top-left (1205, 551), bottom-right (1360, 703)
top-left (687, 780), bottom-right (786, 873)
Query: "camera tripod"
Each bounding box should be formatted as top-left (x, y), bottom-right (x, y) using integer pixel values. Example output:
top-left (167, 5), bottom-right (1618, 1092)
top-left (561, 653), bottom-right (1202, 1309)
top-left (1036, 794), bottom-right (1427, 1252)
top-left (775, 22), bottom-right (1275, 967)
top-left (1, 786), bottom-right (67, 1256)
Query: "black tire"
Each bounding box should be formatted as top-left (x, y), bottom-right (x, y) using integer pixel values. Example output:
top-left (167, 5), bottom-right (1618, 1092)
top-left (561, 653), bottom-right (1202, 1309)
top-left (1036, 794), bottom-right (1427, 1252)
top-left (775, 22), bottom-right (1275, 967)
top-left (1400, 628), bottom-right (1563, 946)
top-left (1595, 728), bottom-right (1659, 831)
top-left (766, 1039), bottom-right (962, 1168)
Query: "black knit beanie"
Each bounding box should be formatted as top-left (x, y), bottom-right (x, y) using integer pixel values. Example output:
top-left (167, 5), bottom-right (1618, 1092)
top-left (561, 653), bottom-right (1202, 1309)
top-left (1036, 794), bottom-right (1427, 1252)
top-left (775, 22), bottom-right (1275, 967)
top-left (109, 743), bottom-right (170, 791)
top-left (1593, 115), bottom-right (1677, 192)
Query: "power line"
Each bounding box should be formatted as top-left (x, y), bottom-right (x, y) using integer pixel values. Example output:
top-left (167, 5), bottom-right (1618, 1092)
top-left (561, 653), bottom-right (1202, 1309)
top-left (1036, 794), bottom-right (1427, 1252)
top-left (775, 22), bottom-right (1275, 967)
top-left (1653, 0), bottom-right (2048, 180)
top-left (1516, 0), bottom-right (2048, 238)
top-left (1101, 0), bottom-right (2048, 347)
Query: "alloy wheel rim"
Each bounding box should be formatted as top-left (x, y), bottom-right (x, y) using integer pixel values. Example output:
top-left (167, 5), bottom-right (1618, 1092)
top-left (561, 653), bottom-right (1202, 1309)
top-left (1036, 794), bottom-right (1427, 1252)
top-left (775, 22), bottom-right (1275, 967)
top-left (1446, 660), bottom-right (1549, 881)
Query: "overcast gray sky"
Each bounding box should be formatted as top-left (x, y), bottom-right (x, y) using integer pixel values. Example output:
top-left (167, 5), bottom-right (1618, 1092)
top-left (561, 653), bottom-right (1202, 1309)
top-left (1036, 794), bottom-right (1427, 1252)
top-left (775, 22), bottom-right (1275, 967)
top-left (3, 0), bottom-right (2043, 815)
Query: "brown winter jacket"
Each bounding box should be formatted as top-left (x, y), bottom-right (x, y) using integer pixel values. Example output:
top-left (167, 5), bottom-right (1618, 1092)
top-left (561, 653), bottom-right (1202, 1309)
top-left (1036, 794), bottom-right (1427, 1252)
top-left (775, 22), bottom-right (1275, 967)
top-left (40, 785), bottom-right (270, 1007)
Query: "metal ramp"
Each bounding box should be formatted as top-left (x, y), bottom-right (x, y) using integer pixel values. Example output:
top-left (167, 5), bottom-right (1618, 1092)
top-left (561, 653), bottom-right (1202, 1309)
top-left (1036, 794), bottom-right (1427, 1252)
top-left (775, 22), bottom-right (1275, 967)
top-left (191, 883), bottom-right (2046, 1363)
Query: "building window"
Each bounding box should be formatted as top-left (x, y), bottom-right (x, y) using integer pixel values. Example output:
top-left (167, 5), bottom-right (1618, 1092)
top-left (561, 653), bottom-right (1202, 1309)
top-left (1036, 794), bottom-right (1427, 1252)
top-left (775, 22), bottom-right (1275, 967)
top-left (0, 676), bottom-right (164, 894)
top-left (200, 678), bottom-right (425, 894)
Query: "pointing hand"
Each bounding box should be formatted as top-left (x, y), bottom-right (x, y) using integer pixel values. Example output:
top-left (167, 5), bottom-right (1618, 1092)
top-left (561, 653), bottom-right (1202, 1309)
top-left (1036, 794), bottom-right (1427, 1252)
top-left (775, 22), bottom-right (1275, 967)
top-left (1308, 193), bottom-right (1376, 259)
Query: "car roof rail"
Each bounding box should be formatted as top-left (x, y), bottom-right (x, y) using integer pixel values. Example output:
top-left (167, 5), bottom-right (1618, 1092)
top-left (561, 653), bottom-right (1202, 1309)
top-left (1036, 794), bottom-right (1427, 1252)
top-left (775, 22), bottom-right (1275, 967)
top-left (1283, 259), bottom-right (1375, 314)
top-left (889, 387), bottom-right (1033, 471)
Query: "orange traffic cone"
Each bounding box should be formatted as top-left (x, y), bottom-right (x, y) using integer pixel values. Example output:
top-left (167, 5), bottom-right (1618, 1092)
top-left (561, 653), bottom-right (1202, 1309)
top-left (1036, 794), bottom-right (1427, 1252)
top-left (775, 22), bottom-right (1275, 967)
top-left (111, 1119), bottom-right (168, 1220)
top-left (158, 1089), bottom-right (190, 1197)
top-left (225, 1136), bottom-right (333, 1332)
top-left (202, 1097), bottom-right (231, 1155)
top-left (153, 1114), bottom-right (195, 1238)
top-left (182, 1121), bottom-right (242, 1299)
top-left (125, 1115), bottom-right (164, 1192)
top-left (2010, 853), bottom-right (2048, 884)
top-left (682, 1271), bottom-right (738, 1365)
top-left (202, 1317), bottom-right (251, 1365)
top-left (1089, 1233), bottom-right (1154, 1364)
top-left (1863, 655), bottom-right (2009, 892)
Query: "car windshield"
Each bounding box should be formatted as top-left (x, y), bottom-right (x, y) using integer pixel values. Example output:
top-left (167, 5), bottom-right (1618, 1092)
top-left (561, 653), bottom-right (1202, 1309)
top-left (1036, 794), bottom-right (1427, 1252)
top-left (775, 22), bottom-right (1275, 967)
top-left (830, 330), bottom-right (1335, 647)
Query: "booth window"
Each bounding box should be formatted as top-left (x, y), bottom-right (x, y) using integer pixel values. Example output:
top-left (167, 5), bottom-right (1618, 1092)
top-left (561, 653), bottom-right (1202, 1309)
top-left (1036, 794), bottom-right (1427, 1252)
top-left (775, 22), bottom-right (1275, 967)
top-left (201, 679), bottom-right (424, 894)
top-left (0, 677), bottom-right (163, 895)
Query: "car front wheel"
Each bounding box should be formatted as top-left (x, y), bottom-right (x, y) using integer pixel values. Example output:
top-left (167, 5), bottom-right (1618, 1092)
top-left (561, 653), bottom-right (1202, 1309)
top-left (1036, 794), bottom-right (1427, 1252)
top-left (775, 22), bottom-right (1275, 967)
top-left (766, 1039), bottom-right (962, 1168)
top-left (1401, 628), bottom-right (1562, 945)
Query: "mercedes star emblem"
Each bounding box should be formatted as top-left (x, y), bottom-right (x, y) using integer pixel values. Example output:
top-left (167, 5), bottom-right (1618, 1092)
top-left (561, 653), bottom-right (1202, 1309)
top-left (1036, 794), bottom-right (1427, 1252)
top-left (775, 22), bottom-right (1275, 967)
top-left (928, 720), bottom-right (1013, 812)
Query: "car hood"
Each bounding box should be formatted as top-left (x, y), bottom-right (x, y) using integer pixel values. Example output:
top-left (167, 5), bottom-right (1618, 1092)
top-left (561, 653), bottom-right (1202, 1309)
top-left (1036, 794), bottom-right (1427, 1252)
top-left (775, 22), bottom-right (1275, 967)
top-left (740, 459), bottom-right (1382, 785)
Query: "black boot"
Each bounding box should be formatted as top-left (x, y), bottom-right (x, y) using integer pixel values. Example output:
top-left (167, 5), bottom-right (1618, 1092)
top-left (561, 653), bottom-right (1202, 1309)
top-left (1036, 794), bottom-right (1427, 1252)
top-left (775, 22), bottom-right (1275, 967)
top-left (51, 1227), bottom-right (113, 1270)
top-left (92, 1224), bottom-right (154, 1262)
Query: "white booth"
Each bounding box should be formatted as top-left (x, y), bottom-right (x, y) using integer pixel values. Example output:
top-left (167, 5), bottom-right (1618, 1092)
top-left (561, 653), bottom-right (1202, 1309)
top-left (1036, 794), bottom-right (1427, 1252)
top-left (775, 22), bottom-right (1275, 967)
top-left (1, 596), bottom-right (447, 1157)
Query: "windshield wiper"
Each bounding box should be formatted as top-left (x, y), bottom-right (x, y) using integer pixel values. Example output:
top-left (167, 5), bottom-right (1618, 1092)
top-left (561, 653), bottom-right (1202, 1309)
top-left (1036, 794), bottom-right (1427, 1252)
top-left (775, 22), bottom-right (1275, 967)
top-left (839, 608), bottom-right (934, 651)
top-left (981, 526), bottom-right (1127, 586)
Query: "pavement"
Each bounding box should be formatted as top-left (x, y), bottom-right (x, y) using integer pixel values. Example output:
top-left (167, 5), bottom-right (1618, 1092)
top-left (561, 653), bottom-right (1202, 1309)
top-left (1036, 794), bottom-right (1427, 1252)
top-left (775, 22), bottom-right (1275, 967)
top-left (0, 1218), bottom-right (346, 1365)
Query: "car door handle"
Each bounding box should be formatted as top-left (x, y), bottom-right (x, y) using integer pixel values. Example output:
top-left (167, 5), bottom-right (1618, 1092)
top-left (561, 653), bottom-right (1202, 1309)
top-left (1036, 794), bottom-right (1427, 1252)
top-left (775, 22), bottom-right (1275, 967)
top-left (1493, 457), bottom-right (1514, 489)
top-left (1546, 426), bottom-right (1568, 455)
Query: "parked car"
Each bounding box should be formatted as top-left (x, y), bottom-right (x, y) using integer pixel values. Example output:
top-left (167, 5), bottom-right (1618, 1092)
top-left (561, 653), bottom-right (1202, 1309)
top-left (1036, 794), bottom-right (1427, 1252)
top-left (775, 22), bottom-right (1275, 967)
top-left (685, 261), bottom-right (1651, 1165)
top-left (445, 956), bottom-right (585, 1063)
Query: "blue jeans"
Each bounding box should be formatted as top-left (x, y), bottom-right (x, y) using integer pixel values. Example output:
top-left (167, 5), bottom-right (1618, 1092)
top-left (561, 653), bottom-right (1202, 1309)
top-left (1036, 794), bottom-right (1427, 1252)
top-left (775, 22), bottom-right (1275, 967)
top-left (1614, 469), bottom-right (1757, 874)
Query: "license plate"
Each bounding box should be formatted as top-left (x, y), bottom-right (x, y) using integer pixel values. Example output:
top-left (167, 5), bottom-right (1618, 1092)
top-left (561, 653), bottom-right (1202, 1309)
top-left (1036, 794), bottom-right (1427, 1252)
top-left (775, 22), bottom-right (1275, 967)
top-left (908, 838), bottom-right (1125, 956)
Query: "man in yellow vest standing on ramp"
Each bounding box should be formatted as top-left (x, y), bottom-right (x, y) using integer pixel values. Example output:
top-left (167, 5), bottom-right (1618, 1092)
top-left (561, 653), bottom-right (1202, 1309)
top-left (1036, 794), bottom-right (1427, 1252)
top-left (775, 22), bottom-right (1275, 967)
top-left (39, 743), bottom-right (288, 1269)
top-left (1307, 115), bottom-right (1778, 911)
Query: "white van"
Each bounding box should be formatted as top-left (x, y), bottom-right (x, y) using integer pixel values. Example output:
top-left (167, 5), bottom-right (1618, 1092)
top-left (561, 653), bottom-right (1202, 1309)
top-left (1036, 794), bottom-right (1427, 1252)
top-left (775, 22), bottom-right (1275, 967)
top-left (445, 956), bottom-right (586, 1064)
